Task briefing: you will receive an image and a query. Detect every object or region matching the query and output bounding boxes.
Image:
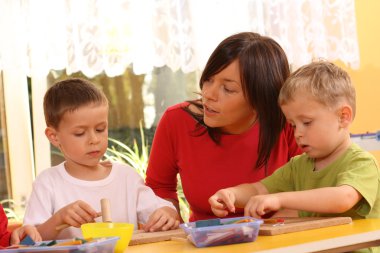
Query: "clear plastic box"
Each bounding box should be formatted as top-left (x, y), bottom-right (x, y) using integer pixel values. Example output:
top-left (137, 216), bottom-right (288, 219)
top-left (0, 236), bottom-right (119, 252)
top-left (180, 216), bottom-right (263, 247)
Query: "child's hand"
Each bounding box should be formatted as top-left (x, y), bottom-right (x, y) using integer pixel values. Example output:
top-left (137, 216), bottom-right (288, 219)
top-left (10, 225), bottom-right (42, 245)
top-left (244, 194), bottom-right (281, 218)
top-left (208, 189), bottom-right (236, 217)
top-left (56, 200), bottom-right (99, 228)
top-left (143, 206), bottom-right (180, 232)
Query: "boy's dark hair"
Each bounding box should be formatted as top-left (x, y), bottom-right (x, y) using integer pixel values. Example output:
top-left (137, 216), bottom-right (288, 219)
top-left (43, 78), bottom-right (108, 128)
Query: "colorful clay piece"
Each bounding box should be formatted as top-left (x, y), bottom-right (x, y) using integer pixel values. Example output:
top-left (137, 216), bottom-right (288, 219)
top-left (195, 218), bottom-right (221, 228)
top-left (180, 216), bottom-right (263, 247)
top-left (52, 240), bottom-right (83, 247)
top-left (0, 237), bottom-right (118, 252)
top-left (38, 240), bottom-right (57, 247)
top-left (263, 218), bottom-right (285, 225)
top-left (20, 235), bottom-right (35, 246)
top-left (222, 218), bottom-right (255, 225)
top-left (233, 218), bottom-right (255, 224)
top-left (195, 217), bottom-right (258, 227)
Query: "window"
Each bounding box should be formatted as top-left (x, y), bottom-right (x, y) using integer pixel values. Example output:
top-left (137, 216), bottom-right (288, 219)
top-left (45, 66), bottom-right (200, 166)
top-left (0, 72), bottom-right (11, 200)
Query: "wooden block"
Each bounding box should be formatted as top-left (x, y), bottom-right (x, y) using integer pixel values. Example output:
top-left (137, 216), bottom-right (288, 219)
top-left (129, 228), bottom-right (187, 245)
top-left (100, 198), bottom-right (112, 223)
top-left (129, 217), bottom-right (353, 245)
top-left (259, 217), bottom-right (352, 236)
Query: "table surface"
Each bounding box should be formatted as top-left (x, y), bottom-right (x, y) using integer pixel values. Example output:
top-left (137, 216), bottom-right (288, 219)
top-left (126, 219), bottom-right (380, 253)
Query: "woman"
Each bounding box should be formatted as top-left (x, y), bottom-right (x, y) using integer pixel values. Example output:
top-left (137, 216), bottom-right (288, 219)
top-left (145, 32), bottom-right (302, 221)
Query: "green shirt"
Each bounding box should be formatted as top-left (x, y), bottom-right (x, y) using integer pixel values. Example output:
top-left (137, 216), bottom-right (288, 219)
top-left (261, 143), bottom-right (380, 253)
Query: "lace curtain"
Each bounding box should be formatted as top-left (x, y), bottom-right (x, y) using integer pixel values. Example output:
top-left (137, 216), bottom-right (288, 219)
top-left (0, 0), bottom-right (359, 77)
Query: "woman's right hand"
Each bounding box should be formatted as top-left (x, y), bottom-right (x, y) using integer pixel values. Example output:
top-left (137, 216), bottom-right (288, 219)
top-left (56, 200), bottom-right (99, 228)
top-left (208, 189), bottom-right (236, 217)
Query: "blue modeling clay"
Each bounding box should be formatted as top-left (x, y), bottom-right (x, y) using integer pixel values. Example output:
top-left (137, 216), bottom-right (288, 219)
top-left (20, 235), bottom-right (35, 246)
top-left (195, 218), bottom-right (221, 228)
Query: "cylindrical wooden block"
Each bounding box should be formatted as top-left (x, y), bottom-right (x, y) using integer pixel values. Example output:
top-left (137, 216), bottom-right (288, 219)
top-left (101, 198), bottom-right (112, 222)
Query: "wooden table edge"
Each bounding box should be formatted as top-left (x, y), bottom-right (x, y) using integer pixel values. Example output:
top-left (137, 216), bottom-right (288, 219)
top-left (253, 230), bottom-right (380, 253)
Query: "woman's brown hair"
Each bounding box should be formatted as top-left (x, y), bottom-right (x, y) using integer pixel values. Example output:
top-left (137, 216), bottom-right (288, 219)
top-left (185, 32), bottom-right (290, 170)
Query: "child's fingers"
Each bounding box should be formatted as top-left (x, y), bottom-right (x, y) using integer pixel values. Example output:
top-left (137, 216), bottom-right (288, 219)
top-left (257, 205), bottom-right (268, 216)
top-left (24, 226), bottom-right (42, 242)
top-left (208, 196), bottom-right (227, 210)
top-left (160, 218), bottom-right (176, 231)
top-left (146, 215), bottom-right (167, 232)
top-left (73, 211), bottom-right (92, 224)
top-left (10, 231), bottom-right (20, 245)
top-left (165, 218), bottom-right (180, 230)
top-left (79, 208), bottom-right (100, 223)
top-left (62, 215), bottom-right (82, 227)
top-left (31, 231), bottom-right (42, 242)
top-left (30, 227), bottom-right (42, 242)
top-left (211, 207), bottom-right (229, 217)
top-left (173, 220), bottom-right (180, 229)
top-left (220, 198), bottom-right (235, 213)
top-left (208, 195), bottom-right (218, 205)
top-left (244, 201), bottom-right (261, 218)
top-left (244, 208), bottom-right (256, 218)
top-left (63, 211), bottom-right (90, 227)
top-left (209, 191), bottom-right (235, 213)
top-left (144, 206), bottom-right (179, 232)
top-left (156, 216), bottom-right (179, 231)
top-left (76, 201), bottom-right (99, 219)
top-left (143, 211), bottom-right (161, 231)
top-left (209, 198), bottom-right (235, 214)
top-left (244, 201), bottom-right (254, 217)
top-left (10, 226), bottom-right (42, 245)
top-left (62, 201), bottom-right (98, 226)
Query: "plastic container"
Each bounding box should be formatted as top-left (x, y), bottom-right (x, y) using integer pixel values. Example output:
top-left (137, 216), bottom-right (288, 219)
top-left (180, 216), bottom-right (263, 247)
top-left (0, 237), bottom-right (119, 252)
top-left (81, 222), bottom-right (134, 253)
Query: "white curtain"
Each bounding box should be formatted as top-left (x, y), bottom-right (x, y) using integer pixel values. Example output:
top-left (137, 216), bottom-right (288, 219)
top-left (0, 0), bottom-right (359, 77)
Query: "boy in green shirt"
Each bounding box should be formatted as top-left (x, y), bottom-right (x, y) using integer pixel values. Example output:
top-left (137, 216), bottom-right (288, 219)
top-left (209, 61), bottom-right (380, 252)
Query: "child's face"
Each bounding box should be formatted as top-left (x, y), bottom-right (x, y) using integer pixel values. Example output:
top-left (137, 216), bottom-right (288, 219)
top-left (280, 90), bottom-right (349, 165)
top-left (49, 103), bottom-right (109, 170)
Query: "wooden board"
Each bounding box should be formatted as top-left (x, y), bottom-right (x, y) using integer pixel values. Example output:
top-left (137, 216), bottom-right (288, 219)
top-left (129, 228), bottom-right (187, 245)
top-left (259, 217), bottom-right (352, 236)
top-left (129, 217), bottom-right (353, 245)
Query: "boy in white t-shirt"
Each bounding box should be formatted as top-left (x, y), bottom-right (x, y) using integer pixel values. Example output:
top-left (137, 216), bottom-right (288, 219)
top-left (23, 78), bottom-right (179, 240)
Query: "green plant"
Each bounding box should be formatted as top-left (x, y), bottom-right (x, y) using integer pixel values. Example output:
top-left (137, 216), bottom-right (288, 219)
top-left (176, 177), bottom-right (190, 222)
top-left (105, 135), bottom-right (149, 178)
top-left (105, 124), bottom-right (190, 222)
top-left (1, 199), bottom-right (23, 221)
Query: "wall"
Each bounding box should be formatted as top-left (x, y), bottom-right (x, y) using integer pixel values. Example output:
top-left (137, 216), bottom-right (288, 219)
top-left (336, 0), bottom-right (380, 161)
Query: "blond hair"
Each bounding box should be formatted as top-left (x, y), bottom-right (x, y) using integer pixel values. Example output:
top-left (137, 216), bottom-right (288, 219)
top-left (279, 61), bottom-right (356, 118)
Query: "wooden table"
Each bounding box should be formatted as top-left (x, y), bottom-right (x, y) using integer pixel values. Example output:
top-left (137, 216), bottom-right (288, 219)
top-left (125, 219), bottom-right (380, 253)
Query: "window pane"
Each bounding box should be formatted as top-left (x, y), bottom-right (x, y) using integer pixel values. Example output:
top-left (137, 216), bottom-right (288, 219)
top-left (0, 72), bottom-right (11, 200)
top-left (47, 66), bottom-right (200, 166)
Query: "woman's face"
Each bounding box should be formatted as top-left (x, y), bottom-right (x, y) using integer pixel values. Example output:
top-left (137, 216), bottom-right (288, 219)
top-left (202, 60), bottom-right (257, 134)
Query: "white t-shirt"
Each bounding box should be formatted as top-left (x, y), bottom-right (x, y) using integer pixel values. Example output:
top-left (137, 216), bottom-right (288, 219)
top-left (23, 162), bottom-right (175, 239)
